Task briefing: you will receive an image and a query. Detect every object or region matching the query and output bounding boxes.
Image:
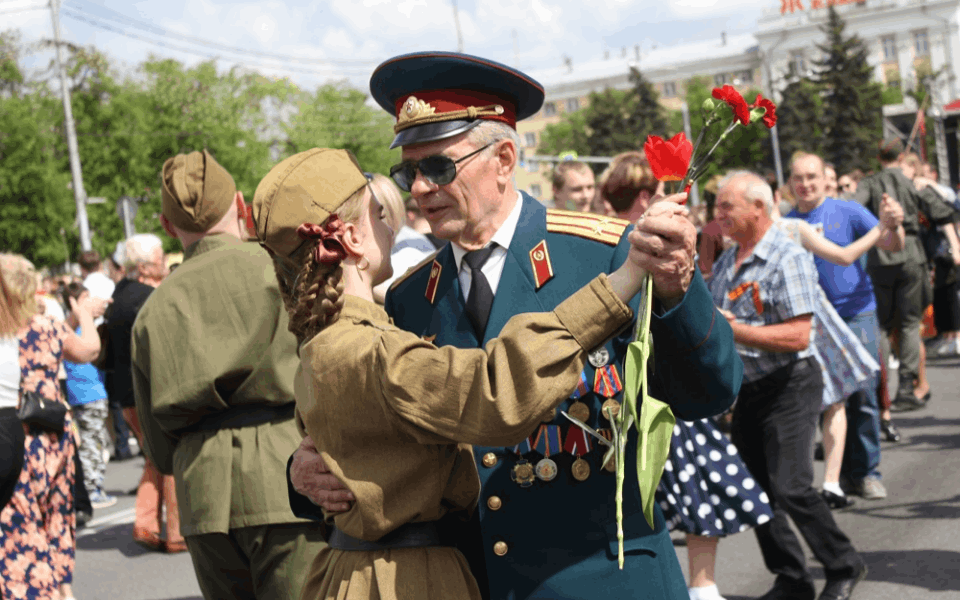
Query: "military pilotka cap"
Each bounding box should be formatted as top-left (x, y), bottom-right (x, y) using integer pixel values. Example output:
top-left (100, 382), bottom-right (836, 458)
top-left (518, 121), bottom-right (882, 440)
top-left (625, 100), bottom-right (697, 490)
top-left (161, 150), bottom-right (237, 233)
top-left (369, 52), bottom-right (545, 149)
top-left (252, 148), bottom-right (367, 258)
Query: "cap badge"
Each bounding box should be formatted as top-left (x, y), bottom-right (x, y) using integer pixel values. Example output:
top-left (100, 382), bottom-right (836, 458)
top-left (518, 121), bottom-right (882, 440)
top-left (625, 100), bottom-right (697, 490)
top-left (399, 96), bottom-right (436, 126)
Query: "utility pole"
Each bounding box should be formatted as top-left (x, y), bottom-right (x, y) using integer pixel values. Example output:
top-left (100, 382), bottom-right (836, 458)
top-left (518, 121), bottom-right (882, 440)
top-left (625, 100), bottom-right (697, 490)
top-left (451, 0), bottom-right (464, 53)
top-left (49, 0), bottom-right (91, 251)
top-left (680, 101), bottom-right (701, 206)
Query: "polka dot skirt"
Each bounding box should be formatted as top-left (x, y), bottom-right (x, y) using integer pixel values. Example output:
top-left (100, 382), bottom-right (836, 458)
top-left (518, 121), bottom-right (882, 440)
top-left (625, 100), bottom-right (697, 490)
top-left (656, 418), bottom-right (773, 537)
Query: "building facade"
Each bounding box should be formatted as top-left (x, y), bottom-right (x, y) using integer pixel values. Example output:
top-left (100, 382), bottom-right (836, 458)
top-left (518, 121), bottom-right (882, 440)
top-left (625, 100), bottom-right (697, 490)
top-left (517, 0), bottom-right (960, 202)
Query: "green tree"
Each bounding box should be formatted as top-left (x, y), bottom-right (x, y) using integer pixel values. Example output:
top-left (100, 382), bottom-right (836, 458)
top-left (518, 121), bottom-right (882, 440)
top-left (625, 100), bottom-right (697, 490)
top-left (775, 77), bottom-right (824, 167)
top-left (536, 67), bottom-right (669, 162)
top-left (285, 82), bottom-right (398, 177)
top-left (815, 6), bottom-right (883, 174)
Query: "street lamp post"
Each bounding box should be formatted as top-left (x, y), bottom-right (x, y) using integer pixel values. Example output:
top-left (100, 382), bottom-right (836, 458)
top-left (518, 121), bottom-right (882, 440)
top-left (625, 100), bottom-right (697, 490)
top-left (49, 0), bottom-right (91, 252)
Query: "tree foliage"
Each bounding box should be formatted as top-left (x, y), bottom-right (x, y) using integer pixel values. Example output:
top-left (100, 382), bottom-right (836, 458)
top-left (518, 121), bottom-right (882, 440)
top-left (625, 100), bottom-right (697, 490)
top-left (815, 6), bottom-right (883, 174)
top-left (536, 67), bottom-right (669, 162)
top-left (0, 31), bottom-right (396, 268)
top-left (775, 77), bottom-right (824, 165)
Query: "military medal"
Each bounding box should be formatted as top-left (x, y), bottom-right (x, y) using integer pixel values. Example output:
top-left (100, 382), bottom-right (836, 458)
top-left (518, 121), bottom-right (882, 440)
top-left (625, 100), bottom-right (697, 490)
top-left (588, 347), bottom-right (610, 368)
top-left (511, 460), bottom-right (536, 487)
top-left (541, 406), bottom-right (558, 423)
top-left (601, 399), bottom-right (621, 421)
top-left (594, 365), bottom-right (623, 398)
top-left (567, 400), bottom-right (589, 423)
top-left (571, 458), bottom-right (591, 481)
top-left (570, 371), bottom-right (589, 400)
top-left (564, 427), bottom-right (593, 482)
top-left (510, 436), bottom-right (536, 488)
top-left (533, 425), bottom-right (561, 482)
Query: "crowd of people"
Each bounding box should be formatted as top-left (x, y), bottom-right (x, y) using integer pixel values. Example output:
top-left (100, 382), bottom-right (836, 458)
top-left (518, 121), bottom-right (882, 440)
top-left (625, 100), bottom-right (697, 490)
top-left (1, 50), bottom-right (957, 600)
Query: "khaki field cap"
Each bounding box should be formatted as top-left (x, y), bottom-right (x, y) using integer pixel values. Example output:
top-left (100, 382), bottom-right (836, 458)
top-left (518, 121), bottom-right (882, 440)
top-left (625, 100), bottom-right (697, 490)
top-left (253, 148), bottom-right (368, 258)
top-left (161, 150), bottom-right (237, 233)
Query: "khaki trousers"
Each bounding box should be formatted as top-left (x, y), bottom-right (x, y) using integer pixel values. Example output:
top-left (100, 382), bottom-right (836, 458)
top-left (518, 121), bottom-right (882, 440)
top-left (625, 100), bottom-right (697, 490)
top-left (185, 523), bottom-right (328, 600)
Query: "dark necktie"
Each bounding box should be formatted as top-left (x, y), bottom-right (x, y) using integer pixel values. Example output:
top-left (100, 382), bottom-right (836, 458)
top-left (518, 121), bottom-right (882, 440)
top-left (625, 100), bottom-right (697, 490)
top-left (463, 244), bottom-right (497, 338)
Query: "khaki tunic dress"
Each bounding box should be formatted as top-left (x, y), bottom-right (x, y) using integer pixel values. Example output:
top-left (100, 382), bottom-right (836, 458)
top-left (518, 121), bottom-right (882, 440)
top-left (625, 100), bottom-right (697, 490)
top-left (297, 275), bottom-right (633, 600)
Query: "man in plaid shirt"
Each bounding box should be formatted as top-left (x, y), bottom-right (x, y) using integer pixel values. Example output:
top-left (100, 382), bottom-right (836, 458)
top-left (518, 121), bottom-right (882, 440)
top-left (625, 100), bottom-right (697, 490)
top-left (708, 171), bottom-right (865, 600)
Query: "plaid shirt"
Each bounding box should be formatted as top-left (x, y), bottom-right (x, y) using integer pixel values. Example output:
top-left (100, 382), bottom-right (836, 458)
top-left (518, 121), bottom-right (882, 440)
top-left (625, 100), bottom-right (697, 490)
top-left (708, 224), bottom-right (818, 383)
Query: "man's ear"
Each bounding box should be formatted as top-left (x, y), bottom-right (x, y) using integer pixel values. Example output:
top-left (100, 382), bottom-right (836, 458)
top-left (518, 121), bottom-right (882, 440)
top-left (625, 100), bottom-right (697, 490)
top-left (159, 215), bottom-right (178, 240)
top-left (495, 139), bottom-right (517, 183)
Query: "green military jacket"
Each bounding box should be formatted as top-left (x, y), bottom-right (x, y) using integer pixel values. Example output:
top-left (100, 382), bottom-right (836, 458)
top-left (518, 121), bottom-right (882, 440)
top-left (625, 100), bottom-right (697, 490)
top-left (131, 234), bottom-right (307, 536)
top-left (855, 167), bottom-right (959, 268)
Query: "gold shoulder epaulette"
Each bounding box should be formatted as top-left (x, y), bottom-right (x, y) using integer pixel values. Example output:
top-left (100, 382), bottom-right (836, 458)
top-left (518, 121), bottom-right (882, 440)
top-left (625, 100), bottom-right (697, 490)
top-left (387, 248), bottom-right (442, 292)
top-left (546, 209), bottom-right (630, 246)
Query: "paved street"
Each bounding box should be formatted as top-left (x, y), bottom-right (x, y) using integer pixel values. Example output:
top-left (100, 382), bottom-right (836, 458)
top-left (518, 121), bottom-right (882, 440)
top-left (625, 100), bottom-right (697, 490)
top-left (73, 355), bottom-right (960, 599)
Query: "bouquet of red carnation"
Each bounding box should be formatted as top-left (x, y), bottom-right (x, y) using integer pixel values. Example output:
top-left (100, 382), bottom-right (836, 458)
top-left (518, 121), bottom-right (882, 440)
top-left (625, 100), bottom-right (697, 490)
top-left (643, 86), bottom-right (777, 197)
top-left (602, 86), bottom-right (777, 570)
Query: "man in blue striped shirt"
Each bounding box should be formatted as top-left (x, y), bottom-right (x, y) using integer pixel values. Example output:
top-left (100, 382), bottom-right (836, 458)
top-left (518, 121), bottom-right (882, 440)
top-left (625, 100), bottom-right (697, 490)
top-left (708, 172), bottom-right (865, 600)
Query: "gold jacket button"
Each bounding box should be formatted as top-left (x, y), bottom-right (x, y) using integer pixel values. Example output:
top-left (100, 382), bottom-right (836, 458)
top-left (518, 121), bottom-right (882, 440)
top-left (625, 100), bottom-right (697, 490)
top-left (482, 453), bottom-right (498, 468)
top-left (487, 496), bottom-right (502, 511)
top-left (493, 541), bottom-right (508, 556)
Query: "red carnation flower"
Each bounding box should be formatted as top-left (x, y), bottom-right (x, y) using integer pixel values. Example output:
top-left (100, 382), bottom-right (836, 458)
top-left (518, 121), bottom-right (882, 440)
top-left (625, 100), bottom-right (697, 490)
top-left (751, 94), bottom-right (777, 128)
top-left (643, 133), bottom-right (693, 182)
top-left (712, 85), bottom-right (750, 126)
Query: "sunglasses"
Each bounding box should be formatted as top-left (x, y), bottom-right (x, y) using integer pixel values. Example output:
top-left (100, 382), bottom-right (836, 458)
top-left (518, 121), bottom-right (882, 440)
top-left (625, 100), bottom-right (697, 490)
top-left (389, 142), bottom-right (495, 192)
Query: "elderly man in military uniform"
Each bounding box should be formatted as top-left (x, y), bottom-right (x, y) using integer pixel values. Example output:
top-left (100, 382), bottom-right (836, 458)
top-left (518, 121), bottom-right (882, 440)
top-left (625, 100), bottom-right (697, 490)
top-left (131, 150), bottom-right (326, 599)
top-left (288, 52), bottom-right (742, 600)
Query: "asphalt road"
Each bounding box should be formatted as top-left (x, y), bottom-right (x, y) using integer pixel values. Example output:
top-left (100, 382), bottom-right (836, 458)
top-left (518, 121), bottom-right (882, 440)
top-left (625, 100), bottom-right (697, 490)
top-left (73, 355), bottom-right (960, 600)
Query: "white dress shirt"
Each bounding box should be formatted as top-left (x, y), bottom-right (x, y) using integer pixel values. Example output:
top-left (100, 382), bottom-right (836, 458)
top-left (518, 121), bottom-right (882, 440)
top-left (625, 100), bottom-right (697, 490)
top-left (450, 191), bottom-right (523, 301)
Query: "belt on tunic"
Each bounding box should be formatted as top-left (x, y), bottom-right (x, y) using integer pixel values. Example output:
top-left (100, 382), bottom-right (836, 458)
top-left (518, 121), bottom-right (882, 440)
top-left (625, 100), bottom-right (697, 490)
top-left (328, 520), bottom-right (454, 551)
top-left (182, 403), bottom-right (295, 433)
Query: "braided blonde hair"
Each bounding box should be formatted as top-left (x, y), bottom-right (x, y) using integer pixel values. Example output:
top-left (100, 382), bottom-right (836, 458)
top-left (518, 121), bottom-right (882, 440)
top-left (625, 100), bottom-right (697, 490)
top-left (272, 187), bottom-right (367, 346)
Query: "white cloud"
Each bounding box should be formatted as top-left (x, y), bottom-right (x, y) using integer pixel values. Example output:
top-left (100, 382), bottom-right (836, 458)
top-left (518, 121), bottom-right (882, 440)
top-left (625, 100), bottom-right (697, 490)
top-left (4, 0), bottom-right (767, 91)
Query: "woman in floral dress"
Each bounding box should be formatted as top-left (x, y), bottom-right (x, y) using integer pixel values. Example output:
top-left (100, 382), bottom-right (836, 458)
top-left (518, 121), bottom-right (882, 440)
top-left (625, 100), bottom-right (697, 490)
top-left (0, 254), bottom-right (104, 600)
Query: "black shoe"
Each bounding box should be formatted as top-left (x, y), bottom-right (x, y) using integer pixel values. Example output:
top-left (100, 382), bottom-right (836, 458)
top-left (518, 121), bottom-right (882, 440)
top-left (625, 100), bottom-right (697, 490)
top-left (820, 489), bottom-right (855, 510)
top-left (890, 395), bottom-right (925, 412)
top-left (814, 443), bottom-right (824, 461)
top-left (113, 449), bottom-right (135, 461)
top-left (758, 575), bottom-right (816, 600)
top-left (818, 565), bottom-right (868, 600)
top-left (880, 419), bottom-right (901, 442)
top-left (76, 509), bottom-right (92, 529)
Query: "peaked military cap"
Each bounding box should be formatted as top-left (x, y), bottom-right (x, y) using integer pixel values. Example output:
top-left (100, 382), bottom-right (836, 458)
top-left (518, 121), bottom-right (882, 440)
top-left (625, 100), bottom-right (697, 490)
top-left (370, 51), bottom-right (545, 149)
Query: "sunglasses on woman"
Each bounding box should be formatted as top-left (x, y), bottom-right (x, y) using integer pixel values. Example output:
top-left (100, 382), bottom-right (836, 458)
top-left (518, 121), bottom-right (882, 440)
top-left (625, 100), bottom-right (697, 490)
top-left (389, 142), bottom-right (495, 192)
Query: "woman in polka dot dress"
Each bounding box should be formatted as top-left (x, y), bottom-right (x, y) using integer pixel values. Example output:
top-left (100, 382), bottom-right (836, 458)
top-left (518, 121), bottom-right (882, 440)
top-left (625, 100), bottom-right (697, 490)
top-left (656, 417), bottom-right (773, 600)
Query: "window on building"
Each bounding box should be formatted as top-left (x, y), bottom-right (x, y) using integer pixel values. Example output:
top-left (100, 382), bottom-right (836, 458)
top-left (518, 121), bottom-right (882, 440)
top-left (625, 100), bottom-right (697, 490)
top-left (791, 51), bottom-right (805, 76)
top-left (714, 73), bottom-right (728, 87)
top-left (529, 184), bottom-right (542, 198)
top-left (565, 98), bottom-right (580, 112)
top-left (663, 81), bottom-right (677, 98)
top-left (914, 30), bottom-right (929, 56)
top-left (527, 160), bottom-right (539, 173)
top-left (543, 102), bottom-right (557, 117)
top-left (882, 35), bottom-right (897, 61)
top-left (524, 132), bottom-right (537, 148)
top-left (741, 69), bottom-right (754, 84)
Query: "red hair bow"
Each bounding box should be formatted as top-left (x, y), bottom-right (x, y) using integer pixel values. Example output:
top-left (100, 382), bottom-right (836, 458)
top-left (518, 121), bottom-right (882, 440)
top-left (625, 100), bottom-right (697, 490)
top-left (297, 216), bottom-right (348, 265)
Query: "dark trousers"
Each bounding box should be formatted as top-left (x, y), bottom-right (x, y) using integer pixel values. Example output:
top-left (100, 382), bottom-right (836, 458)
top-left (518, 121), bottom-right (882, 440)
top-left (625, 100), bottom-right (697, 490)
top-left (109, 397), bottom-right (132, 458)
top-left (74, 439), bottom-right (92, 514)
top-left (0, 407), bottom-right (25, 510)
top-left (732, 357), bottom-right (863, 582)
top-left (870, 263), bottom-right (926, 392)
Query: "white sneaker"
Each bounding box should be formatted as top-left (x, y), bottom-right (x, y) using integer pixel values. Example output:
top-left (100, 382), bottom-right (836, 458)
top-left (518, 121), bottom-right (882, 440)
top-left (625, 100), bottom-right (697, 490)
top-left (689, 584), bottom-right (726, 600)
top-left (936, 338), bottom-right (960, 357)
top-left (888, 355), bottom-right (900, 370)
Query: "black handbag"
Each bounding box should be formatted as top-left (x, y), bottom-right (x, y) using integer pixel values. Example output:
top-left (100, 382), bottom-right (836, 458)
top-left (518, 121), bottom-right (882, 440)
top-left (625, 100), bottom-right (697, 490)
top-left (17, 389), bottom-right (67, 432)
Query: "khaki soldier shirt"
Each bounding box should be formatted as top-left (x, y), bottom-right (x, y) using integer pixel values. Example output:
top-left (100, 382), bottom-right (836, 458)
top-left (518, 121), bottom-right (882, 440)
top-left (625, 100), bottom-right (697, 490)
top-left (131, 233), bottom-right (305, 536)
top-left (856, 167), bottom-right (960, 267)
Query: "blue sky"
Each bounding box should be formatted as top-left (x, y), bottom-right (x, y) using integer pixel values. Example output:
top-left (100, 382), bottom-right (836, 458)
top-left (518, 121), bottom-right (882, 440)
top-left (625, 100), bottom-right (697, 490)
top-left (4, 0), bottom-right (773, 90)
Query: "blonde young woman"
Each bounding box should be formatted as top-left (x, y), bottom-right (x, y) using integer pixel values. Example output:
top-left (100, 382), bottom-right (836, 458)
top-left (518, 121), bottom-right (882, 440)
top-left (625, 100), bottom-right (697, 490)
top-left (0, 253), bottom-right (106, 600)
top-left (253, 148), bottom-right (657, 600)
